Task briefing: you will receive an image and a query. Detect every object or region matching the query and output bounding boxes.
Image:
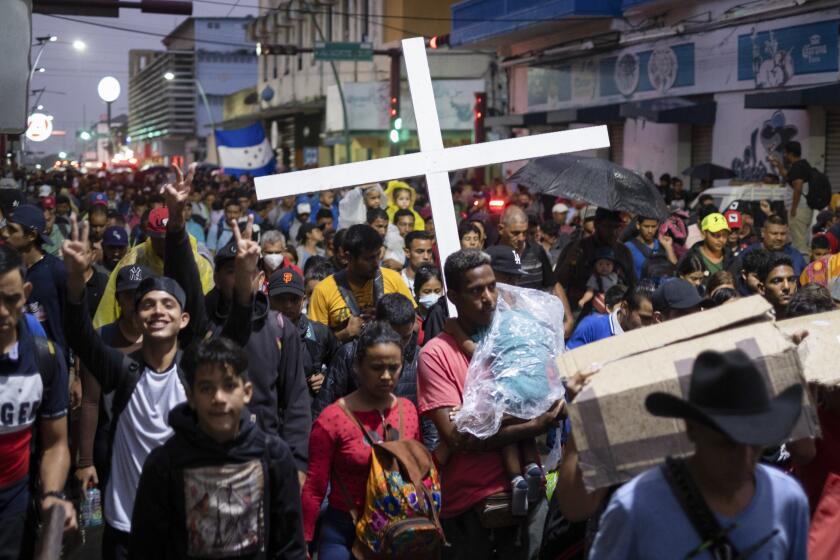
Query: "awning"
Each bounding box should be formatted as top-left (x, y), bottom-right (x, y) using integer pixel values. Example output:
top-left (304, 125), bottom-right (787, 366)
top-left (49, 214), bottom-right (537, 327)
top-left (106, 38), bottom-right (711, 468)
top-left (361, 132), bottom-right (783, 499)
top-left (744, 83), bottom-right (840, 109)
top-left (486, 103), bottom-right (624, 127)
top-left (620, 97), bottom-right (716, 124)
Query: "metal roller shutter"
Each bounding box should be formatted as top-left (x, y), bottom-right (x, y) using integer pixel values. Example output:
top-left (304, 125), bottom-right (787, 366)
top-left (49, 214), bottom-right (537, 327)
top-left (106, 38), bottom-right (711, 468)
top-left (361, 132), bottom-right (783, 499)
top-left (608, 121), bottom-right (624, 166)
top-left (825, 110), bottom-right (840, 193)
top-left (691, 124), bottom-right (713, 190)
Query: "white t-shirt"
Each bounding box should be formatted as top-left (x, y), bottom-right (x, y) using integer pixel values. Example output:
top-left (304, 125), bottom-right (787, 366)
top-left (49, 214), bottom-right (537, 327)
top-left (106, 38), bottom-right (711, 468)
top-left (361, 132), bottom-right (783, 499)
top-left (105, 363), bottom-right (187, 532)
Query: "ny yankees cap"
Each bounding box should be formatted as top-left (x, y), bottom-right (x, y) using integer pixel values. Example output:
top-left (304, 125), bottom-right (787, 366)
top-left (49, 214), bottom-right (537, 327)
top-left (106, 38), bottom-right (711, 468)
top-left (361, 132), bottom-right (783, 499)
top-left (134, 275), bottom-right (187, 310)
top-left (115, 264), bottom-right (154, 293)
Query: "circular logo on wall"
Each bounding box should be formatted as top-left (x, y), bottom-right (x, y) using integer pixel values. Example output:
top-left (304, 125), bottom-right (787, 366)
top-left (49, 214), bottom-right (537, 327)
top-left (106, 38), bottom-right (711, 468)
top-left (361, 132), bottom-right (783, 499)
top-left (614, 52), bottom-right (640, 96)
top-left (648, 47), bottom-right (678, 93)
top-left (25, 113), bottom-right (54, 143)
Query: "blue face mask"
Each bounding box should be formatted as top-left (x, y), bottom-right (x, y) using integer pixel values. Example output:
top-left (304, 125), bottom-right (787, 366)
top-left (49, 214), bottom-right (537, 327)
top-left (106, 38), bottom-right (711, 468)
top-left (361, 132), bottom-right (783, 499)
top-left (418, 292), bottom-right (441, 308)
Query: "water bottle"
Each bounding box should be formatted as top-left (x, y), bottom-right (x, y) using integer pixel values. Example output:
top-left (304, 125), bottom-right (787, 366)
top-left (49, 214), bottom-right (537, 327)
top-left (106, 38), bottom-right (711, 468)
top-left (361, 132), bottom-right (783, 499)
top-left (80, 485), bottom-right (103, 528)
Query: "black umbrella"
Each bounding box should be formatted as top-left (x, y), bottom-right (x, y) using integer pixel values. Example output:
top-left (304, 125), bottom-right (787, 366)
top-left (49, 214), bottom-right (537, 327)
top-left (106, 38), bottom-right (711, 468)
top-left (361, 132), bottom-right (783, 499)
top-left (682, 163), bottom-right (735, 181)
top-left (509, 155), bottom-right (669, 220)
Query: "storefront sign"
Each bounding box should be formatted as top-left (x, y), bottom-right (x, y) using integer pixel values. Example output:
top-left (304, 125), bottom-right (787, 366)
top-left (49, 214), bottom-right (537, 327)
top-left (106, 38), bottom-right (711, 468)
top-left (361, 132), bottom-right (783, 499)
top-left (524, 10), bottom-right (840, 113)
top-left (737, 20), bottom-right (839, 88)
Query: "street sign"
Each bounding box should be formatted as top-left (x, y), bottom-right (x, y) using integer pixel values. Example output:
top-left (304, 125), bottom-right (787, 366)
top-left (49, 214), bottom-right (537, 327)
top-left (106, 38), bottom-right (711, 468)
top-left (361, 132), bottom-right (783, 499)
top-left (314, 42), bottom-right (373, 61)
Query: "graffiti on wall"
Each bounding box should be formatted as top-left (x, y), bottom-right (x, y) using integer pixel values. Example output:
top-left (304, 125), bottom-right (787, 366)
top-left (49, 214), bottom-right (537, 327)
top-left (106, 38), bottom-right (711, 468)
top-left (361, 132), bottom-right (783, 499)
top-left (731, 110), bottom-right (798, 180)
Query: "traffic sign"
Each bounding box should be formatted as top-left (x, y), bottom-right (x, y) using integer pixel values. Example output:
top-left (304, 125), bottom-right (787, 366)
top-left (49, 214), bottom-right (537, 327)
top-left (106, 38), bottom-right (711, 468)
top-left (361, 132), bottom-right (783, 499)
top-left (314, 42), bottom-right (373, 61)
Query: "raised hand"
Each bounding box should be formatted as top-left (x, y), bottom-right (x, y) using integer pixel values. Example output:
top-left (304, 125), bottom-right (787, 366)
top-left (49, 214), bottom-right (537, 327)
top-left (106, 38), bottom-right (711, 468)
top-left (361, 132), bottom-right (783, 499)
top-left (61, 216), bottom-right (90, 303)
top-left (62, 215), bottom-right (90, 279)
top-left (161, 163), bottom-right (195, 229)
top-left (232, 214), bottom-right (261, 304)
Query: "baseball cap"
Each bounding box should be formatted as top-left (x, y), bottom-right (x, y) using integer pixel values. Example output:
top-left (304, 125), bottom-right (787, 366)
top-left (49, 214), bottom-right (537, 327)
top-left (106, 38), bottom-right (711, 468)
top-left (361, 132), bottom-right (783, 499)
top-left (296, 202), bottom-right (312, 216)
top-left (134, 275), bottom-right (186, 310)
top-left (701, 212), bottom-right (730, 233)
top-left (9, 204), bottom-right (51, 245)
top-left (40, 196), bottom-right (56, 210)
top-left (653, 278), bottom-right (703, 312)
top-left (146, 207), bottom-right (169, 238)
top-left (591, 246), bottom-right (619, 266)
top-left (485, 245), bottom-right (525, 277)
top-left (116, 264), bottom-right (153, 293)
top-left (37, 185), bottom-right (52, 198)
top-left (552, 203), bottom-right (569, 214)
top-left (723, 210), bottom-right (743, 230)
top-left (103, 226), bottom-right (129, 247)
top-left (89, 192), bottom-right (108, 206)
top-left (214, 240), bottom-right (238, 266)
top-left (268, 268), bottom-right (305, 297)
top-left (0, 189), bottom-right (25, 218)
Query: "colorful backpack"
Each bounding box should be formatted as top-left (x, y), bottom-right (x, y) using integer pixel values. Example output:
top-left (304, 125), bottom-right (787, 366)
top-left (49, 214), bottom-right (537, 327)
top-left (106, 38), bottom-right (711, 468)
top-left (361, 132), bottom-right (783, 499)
top-left (335, 399), bottom-right (445, 559)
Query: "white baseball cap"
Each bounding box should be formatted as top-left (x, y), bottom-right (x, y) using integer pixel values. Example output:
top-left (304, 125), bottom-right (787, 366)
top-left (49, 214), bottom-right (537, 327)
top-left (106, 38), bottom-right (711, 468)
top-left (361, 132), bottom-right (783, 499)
top-left (38, 185), bottom-right (52, 198)
top-left (296, 202), bottom-right (312, 215)
top-left (552, 203), bottom-right (569, 214)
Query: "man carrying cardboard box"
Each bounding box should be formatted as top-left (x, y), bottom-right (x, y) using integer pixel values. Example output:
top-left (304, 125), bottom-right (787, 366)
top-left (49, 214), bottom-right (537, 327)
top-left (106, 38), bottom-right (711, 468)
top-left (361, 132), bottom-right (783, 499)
top-left (589, 349), bottom-right (809, 559)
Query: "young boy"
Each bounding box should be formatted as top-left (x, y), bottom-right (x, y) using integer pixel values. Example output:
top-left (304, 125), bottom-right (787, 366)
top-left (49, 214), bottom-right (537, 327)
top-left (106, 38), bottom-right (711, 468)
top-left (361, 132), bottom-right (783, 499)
top-left (129, 337), bottom-right (305, 559)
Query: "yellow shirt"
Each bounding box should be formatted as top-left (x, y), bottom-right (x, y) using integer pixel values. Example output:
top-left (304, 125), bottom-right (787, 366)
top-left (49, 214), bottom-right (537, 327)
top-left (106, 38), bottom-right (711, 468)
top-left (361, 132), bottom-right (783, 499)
top-left (308, 267), bottom-right (415, 330)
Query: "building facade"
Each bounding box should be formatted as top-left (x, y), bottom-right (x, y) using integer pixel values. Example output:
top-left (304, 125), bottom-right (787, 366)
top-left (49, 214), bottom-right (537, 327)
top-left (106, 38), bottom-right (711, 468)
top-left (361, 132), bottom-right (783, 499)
top-left (128, 17), bottom-right (257, 166)
top-left (243, 0), bottom-right (499, 169)
top-left (450, 0), bottom-right (840, 189)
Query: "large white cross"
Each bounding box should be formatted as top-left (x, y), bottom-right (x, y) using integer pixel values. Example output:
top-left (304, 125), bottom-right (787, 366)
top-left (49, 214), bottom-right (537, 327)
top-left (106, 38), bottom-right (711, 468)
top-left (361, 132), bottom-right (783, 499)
top-left (255, 37), bottom-right (610, 290)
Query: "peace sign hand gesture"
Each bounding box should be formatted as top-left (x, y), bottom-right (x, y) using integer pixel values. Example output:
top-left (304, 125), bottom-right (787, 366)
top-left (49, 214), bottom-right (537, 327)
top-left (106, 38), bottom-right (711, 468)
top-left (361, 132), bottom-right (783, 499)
top-left (62, 215), bottom-right (91, 303)
top-left (161, 163), bottom-right (195, 230)
top-left (232, 214), bottom-right (261, 304)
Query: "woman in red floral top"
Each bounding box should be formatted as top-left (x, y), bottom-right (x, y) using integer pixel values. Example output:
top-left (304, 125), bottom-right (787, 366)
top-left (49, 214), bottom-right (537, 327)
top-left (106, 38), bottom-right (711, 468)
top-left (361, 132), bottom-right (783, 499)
top-left (301, 321), bottom-right (421, 559)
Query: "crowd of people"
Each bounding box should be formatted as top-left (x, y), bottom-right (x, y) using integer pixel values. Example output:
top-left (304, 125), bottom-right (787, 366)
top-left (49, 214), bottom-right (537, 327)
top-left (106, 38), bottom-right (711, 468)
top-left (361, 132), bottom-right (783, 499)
top-left (0, 139), bottom-right (837, 560)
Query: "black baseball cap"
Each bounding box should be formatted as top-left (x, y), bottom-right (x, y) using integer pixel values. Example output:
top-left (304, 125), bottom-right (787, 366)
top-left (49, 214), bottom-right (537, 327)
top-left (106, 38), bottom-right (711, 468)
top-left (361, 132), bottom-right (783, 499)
top-left (653, 278), bottom-right (703, 312)
top-left (214, 240), bottom-right (238, 266)
top-left (485, 245), bottom-right (525, 276)
top-left (9, 204), bottom-right (51, 245)
top-left (116, 264), bottom-right (154, 293)
top-left (268, 268), bottom-right (305, 297)
top-left (134, 275), bottom-right (187, 310)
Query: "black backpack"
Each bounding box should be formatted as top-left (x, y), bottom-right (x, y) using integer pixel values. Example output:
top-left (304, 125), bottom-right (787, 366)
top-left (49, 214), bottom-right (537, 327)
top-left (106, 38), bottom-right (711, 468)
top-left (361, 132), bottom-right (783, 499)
top-left (806, 167), bottom-right (832, 210)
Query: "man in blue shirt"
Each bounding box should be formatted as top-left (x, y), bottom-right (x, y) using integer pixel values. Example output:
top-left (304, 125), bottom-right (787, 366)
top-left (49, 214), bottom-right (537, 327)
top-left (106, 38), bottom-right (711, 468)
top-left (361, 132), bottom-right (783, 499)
top-left (738, 214), bottom-right (807, 278)
top-left (2, 204), bottom-right (68, 356)
top-left (566, 284), bottom-right (654, 350)
top-left (589, 349), bottom-right (809, 559)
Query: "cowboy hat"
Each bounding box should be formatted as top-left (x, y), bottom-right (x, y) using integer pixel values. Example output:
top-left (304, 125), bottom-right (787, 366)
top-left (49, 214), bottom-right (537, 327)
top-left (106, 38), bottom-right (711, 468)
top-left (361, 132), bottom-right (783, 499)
top-left (645, 349), bottom-right (802, 447)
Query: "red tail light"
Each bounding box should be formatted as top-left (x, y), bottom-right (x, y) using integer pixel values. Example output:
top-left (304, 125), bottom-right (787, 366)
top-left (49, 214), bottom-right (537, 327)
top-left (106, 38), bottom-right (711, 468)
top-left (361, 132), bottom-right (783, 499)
top-left (489, 198), bottom-right (506, 212)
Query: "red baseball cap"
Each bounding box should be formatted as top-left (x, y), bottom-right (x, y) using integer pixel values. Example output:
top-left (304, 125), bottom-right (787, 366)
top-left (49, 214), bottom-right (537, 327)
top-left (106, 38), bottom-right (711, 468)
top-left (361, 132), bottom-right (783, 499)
top-left (723, 210), bottom-right (743, 230)
top-left (146, 207), bottom-right (169, 238)
top-left (40, 196), bottom-right (56, 210)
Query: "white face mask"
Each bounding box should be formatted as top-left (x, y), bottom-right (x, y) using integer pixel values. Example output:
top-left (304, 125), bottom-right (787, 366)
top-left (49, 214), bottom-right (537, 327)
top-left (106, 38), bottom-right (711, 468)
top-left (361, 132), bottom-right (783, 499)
top-left (418, 293), bottom-right (441, 308)
top-left (263, 253), bottom-right (285, 271)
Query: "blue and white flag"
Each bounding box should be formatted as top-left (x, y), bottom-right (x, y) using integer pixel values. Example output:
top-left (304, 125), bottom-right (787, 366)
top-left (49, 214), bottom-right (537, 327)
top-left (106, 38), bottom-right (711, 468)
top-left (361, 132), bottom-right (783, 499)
top-left (215, 123), bottom-right (276, 177)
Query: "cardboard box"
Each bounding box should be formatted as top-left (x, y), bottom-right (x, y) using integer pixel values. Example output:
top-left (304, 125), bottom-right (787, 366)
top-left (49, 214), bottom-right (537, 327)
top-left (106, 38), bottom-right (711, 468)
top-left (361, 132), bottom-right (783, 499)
top-left (559, 295), bottom-right (773, 375)
top-left (566, 299), bottom-right (819, 492)
top-left (778, 310), bottom-right (840, 385)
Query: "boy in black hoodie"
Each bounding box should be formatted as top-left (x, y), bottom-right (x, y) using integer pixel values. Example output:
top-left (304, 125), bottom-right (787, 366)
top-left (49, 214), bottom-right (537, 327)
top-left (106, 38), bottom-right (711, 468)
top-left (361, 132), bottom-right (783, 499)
top-left (129, 337), bottom-right (305, 559)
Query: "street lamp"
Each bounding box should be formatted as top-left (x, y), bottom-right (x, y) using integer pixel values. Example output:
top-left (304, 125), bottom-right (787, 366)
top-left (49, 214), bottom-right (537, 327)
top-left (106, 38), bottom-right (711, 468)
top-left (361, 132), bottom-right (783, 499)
top-left (163, 71), bottom-right (175, 81)
top-left (35, 67), bottom-right (46, 73)
top-left (98, 76), bottom-right (121, 161)
top-left (36, 104), bottom-right (44, 111)
top-left (72, 40), bottom-right (86, 52)
top-left (58, 151), bottom-right (67, 159)
top-left (79, 131), bottom-right (92, 141)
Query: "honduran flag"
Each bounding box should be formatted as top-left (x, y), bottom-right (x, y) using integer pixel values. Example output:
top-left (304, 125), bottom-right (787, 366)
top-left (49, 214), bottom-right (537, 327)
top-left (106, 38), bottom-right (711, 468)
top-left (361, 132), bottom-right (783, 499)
top-left (215, 122), bottom-right (276, 178)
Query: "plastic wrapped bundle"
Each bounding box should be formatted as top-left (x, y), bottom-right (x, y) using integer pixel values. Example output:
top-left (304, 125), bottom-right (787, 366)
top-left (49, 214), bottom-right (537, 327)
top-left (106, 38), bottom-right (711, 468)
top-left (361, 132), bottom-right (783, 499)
top-left (454, 283), bottom-right (566, 439)
top-left (337, 183), bottom-right (386, 230)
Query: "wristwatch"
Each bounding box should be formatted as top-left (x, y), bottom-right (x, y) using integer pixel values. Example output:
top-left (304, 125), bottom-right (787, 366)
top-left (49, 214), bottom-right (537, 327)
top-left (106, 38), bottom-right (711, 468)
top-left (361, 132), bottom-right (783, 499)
top-left (41, 490), bottom-right (67, 502)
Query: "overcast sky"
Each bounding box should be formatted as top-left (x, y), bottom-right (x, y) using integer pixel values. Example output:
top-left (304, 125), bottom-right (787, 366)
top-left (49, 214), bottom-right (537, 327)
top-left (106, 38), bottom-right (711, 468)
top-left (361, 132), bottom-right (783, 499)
top-left (31, 1), bottom-right (257, 156)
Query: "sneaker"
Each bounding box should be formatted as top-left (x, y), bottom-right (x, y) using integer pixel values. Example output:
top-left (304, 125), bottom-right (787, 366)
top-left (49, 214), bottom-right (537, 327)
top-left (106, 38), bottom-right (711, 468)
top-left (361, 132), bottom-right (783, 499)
top-left (525, 463), bottom-right (544, 503)
top-left (511, 476), bottom-right (528, 516)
